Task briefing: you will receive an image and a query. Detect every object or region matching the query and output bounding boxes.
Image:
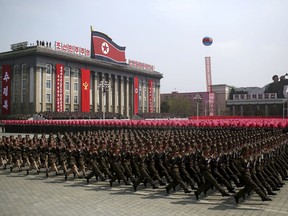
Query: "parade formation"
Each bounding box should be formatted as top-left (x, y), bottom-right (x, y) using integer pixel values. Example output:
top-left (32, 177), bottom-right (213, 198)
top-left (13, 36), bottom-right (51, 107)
top-left (0, 118), bottom-right (288, 205)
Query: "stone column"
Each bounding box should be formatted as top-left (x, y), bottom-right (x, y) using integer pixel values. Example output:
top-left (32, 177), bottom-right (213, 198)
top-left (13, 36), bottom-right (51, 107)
top-left (107, 74), bottom-right (111, 113)
top-left (120, 76), bottom-right (124, 115)
top-left (93, 72), bottom-right (98, 112)
top-left (125, 77), bottom-right (130, 117)
top-left (240, 105), bottom-right (243, 116)
top-left (35, 66), bottom-right (41, 113)
top-left (41, 67), bottom-right (46, 112)
top-left (265, 104), bottom-right (269, 116)
top-left (232, 105), bottom-right (235, 116)
top-left (113, 75), bottom-right (118, 113)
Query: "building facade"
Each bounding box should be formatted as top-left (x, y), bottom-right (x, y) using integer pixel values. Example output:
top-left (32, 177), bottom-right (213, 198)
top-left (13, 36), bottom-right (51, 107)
top-left (0, 42), bottom-right (163, 117)
top-left (160, 84), bottom-right (231, 117)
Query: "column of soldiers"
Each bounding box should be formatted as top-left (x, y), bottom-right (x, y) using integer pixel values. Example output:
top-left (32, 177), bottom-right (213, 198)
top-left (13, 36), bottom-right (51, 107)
top-left (0, 126), bottom-right (288, 204)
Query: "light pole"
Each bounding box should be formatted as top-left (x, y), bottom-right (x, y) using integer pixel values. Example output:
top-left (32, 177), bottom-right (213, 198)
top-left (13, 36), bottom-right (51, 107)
top-left (99, 80), bottom-right (109, 120)
top-left (193, 94), bottom-right (202, 120)
top-left (204, 100), bottom-right (209, 116)
top-left (283, 99), bottom-right (287, 119)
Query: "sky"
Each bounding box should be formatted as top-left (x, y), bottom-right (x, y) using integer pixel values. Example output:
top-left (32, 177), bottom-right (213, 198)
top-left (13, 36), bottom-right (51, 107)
top-left (0, 0), bottom-right (288, 93)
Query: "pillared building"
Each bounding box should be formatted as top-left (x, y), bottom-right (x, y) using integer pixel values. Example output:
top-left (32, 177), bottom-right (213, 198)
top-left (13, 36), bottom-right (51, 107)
top-left (0, 31), bottom-right (163, 117)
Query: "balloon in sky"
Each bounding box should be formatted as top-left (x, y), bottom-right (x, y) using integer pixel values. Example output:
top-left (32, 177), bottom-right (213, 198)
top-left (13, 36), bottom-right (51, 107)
top-left (202, 37), bottom-right (213, 46)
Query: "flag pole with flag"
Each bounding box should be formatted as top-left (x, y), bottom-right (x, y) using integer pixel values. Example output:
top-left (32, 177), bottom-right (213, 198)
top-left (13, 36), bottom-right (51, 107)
top-left (90, 28), bottom-right (126, 64)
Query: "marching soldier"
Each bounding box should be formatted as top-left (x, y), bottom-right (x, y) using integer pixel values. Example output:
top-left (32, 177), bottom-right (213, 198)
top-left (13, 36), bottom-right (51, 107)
top-left (194, 144), bottom-right (230, 200)
top-left (234, 146), bottom-right (272, 204)
top-left (133, 144), bottom-right (159, 191)
top-left (165, 145), bottom-right (192, 194)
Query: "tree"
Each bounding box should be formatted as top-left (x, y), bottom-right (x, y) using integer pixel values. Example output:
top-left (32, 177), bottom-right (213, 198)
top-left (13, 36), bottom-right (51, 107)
top-left (162, 96), bottom-right (194, 117)
top-left (160, 101), bottom-right (170, 113)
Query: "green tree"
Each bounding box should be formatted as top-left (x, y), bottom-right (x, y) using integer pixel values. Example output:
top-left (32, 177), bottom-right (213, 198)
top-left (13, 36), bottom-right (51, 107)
top-left (160, 101), bottom-right (170, 113)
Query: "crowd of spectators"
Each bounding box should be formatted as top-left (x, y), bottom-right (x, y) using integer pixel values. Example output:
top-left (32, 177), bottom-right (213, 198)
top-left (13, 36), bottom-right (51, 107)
top-left (38, 111), bottom-right (128, 120)
top-left (137, 112), bottom-right (185, 119)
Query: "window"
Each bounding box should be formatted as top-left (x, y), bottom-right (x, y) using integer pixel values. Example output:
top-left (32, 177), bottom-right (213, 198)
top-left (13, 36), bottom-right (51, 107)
top-left (65, 81), bottom-right (70, 90)
top-left (46, 80), bottom-right (51, 89)
top-left (22, 93), bottom-right (26, 103)
top-left (46, 64), bottom-right (52, 75)
top-left (74, 95), bottom-right (78, 104)
top-left (64, 67), bottom-right (70, 77)
top-left (21, 64), bottom-right (27, 75)
top-left (46, 94), bottom-right (51, 103)
top-left (13, 95), bottom-right (18, 103)
top-left (71, 69), bottom-right (79, 77)
top-left (22, 79), bottom-right (27, 90)
top-left (13, 65), bottom-right (19, 76)
top-left (65, 95), bottom-right (70, 104)
top-left (74, 82), bottom-right (78, 91)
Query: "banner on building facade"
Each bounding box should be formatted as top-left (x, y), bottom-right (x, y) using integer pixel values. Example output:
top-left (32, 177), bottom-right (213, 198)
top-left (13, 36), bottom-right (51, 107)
top-left (134, 76), bottom-right (139, 114)
top-left (2, 65), bottom-right (11, 114)
top-left (55, 64), bottom-right (64, 112)
top-left (148, 80), bottom-right (153, 113)
top-left (81, 68), bottom-right (90, 112)
top-left (208, 92), bottom-right (215, 116)
top-left (205, 57), bottom-right (212, 93)
top-left (91, 31), bottom-right (126, 64)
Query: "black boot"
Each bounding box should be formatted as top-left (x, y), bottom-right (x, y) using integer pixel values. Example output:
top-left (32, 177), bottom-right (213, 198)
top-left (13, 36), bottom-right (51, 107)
top-left (234, 195), bottom-right (239, 204)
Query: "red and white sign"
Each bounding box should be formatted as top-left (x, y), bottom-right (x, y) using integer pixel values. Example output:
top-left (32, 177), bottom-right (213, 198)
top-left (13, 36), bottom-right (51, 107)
top-left (233, 93), bottom-right (277, 100)
top-left (205, 57), bottom-right (212, 93)
top-left (134, 77), bottom-right (139, 114)
top-left (2, 65), bottom-right (11, 114)
top-left (55, 41), bottom-right (90, 57)
top-left (55, 64), bottom-right (64, 112)
top-left (148, 80), bottom-right (154, 113)
top-left (128, 59), bottom-right (155, 71)
top-left (208, 93), bottom-right (215, 116)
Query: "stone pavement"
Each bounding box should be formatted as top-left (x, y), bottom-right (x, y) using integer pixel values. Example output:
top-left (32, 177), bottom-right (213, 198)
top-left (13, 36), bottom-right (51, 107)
top-left (1, 167), bottom-right (288, 216)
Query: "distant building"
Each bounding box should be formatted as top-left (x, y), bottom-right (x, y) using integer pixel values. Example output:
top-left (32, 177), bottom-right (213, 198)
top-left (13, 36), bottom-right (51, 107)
top-left (161, 84), bottom-right (286, 117)
top-left (160, 84), bottom-right (231, 116)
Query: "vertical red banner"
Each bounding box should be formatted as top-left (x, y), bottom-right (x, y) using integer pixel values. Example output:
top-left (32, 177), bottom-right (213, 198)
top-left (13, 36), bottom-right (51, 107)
top-left (55, 64), bottom-right (64, 112)
top-left (134, 76), bottom-right (139, 114)
top-left (81, 68), bottom-right (90, 112)
top-left (148, 80), bottom-right (153, 113)
top-left (2, 65), bottom-right (11, 114)
top-left (205, 57), bottom-right (212, 93)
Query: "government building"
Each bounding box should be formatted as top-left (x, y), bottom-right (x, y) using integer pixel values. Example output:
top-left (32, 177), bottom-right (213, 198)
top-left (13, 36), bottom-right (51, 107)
top-left (0, 31), bottom-right (163, 117)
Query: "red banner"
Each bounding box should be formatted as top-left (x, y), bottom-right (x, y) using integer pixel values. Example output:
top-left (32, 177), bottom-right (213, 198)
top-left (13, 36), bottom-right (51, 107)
top-left (2, 65), bottom-right (11, 114)
top-left (81, 68), bottom-right (90, 112)
top-left (148, 80), bottom-right (153, 113)
top-left (55, 64), bottom-right (64, 112)
top-left (134, 76), bottom-right (139, 114)
top-left (91, 31), bottom-right (126, 64)
top-left (205, 57), bottom-right (212, 93)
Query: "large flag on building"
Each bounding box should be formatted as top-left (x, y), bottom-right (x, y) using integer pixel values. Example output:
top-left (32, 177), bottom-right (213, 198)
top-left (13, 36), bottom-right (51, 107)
top-left (91, 31), bottom-right (126, 64)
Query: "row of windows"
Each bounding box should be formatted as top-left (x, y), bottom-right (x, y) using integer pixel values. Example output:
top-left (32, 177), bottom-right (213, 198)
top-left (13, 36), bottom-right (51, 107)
top-left (65, 82), bottom-right (78, 91)
top-left (46, 93), bottom-right (78, 104)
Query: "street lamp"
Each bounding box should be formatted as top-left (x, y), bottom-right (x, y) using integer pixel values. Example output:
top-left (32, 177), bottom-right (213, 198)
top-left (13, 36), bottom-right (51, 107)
top-left (204, 100), bottom-right (208, 116)
top-left (99, 80), bottom-right (109, 120)
top-left (193, 94), bottom-right (202, 120)
top-left (283, 99), bottom-right (287, 119)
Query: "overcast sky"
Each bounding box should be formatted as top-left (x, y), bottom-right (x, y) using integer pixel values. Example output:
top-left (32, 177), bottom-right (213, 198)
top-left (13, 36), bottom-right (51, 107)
top-left (1, 0), bottom-right (287, 93)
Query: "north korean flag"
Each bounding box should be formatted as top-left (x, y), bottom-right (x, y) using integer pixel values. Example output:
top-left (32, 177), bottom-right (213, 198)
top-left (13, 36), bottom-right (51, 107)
top-left (91, 31), bottom-right (126, 64)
